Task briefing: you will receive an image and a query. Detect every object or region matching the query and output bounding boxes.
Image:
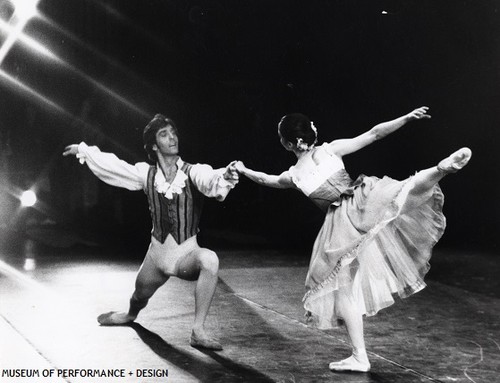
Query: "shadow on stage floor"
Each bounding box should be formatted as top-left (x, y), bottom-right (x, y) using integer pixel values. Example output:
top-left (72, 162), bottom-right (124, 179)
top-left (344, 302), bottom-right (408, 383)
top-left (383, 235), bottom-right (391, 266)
top-left (128, 322), bottom-right (275, 383)
top-left (0, 227), bottom-right (499, 382)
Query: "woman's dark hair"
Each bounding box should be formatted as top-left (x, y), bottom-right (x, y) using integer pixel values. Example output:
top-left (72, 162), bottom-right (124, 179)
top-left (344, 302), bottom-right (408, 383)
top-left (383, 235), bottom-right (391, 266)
top-left (143, 114), bottom-right (178, 162)
top-left (278, 113), bottom-right (317, 148)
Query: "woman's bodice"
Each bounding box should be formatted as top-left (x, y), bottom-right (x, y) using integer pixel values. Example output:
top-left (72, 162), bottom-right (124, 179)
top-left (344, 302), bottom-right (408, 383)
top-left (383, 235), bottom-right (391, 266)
top-left (308, 170), bottom-right (355, 211)
top-left (289, 144), bottom-right (355, 211)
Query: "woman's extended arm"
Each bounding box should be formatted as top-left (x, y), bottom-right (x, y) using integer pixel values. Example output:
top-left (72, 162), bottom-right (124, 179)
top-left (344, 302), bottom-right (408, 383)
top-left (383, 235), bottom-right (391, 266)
top-left (234, 161), bottom-right (295, 189)
top-left (328, 106), bottom-right (431, 157)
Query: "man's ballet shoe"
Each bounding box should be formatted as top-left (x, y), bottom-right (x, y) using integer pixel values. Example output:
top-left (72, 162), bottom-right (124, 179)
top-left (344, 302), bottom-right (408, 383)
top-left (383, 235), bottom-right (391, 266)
top-left (190, 332), bottom-right (223, 351)
top-left (437, 147), bottom-right (472, 174)
top-left (97, 311), bottom-right (135, 326)
top-left (329, 356), bottom-right (371, 372)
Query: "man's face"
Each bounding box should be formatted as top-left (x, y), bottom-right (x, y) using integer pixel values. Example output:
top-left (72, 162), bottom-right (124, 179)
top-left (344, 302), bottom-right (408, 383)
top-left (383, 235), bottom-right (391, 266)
top-left (154, 125), bottom-right (179, 156)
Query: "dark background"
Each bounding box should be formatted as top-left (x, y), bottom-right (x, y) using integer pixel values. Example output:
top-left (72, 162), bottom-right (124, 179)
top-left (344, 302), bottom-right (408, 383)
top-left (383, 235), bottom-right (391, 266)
top-left (0, 0), bottom-right (498, 254)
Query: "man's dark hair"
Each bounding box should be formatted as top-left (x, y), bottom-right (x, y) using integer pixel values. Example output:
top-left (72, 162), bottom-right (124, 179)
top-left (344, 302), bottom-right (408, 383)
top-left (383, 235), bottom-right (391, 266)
top-left (143, 114), bottom-right (178, 162)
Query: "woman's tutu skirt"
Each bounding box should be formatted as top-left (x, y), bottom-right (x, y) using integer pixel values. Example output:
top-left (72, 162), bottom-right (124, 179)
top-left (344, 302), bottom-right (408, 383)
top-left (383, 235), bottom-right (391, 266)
top-left (303, 174), bottom-right (446, 329)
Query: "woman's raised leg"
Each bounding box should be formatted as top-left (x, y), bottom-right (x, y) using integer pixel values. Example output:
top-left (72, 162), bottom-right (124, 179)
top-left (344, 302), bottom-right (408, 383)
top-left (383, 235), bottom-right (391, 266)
top-left (401, 147), bottom-right (472, 213)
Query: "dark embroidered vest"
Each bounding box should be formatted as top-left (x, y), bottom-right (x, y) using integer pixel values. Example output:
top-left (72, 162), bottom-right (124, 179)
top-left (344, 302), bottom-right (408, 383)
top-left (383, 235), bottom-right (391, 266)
top-left (145, 162), bottom-right (204, 244)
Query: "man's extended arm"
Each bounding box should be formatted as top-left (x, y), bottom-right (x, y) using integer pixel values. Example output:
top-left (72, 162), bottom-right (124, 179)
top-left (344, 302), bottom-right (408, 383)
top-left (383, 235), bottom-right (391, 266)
top-left (189, 163), bottom-right (239, 201)
top-left (63, 142), bottom-right (149, 191)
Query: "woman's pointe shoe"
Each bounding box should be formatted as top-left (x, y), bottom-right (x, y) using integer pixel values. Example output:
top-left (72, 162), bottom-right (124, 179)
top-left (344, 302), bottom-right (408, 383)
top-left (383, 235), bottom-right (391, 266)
top-left (437, 147), bottom-right (472, 174)
top-left (329, 355), bottom-right (371, 372)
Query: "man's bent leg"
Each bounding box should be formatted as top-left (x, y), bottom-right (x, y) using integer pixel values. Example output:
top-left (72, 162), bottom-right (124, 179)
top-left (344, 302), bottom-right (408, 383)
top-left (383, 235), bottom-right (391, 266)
top-left (176, 247), bottom-right (222, 350)
top-left (98, 252), bottom-right (169, 326)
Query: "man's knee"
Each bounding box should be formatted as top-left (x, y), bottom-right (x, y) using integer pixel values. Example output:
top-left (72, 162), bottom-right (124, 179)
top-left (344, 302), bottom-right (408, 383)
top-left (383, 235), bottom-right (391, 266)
top-left (199, 250), bottom-right (219, 275)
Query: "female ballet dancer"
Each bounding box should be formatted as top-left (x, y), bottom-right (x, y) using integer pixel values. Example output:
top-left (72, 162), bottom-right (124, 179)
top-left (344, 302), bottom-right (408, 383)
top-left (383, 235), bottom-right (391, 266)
top-left (234, 107), bottom-right (471, 372)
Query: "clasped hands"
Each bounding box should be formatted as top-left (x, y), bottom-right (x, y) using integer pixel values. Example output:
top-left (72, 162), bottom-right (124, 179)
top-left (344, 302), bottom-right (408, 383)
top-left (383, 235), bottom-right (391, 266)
top-left (223, 161), bottom-right (247, 181)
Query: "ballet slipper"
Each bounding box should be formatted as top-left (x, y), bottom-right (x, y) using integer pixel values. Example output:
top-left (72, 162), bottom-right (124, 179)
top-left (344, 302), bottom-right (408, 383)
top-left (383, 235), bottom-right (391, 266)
top-left (97, 311), bottom-right (135, 326)
top-left (437, 147), bottom-right (472, 174)
top-left (190, 331), bottom-right (223, 351)
top-left (329, 355), bottom-right (371, 372)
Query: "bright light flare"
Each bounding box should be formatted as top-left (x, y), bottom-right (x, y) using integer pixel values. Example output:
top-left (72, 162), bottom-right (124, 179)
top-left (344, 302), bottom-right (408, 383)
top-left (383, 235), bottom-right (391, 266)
top-left (11, 0), bottom-right (39, 20)
top-left (0, 18), bottom-right (60, 61)
top-left (0, 69), bottom-right (143, 159)
top-left (23, 258), bottom-right (36, 271)
top-left (0, 0), bottom-right (40, 65)
top-left (0, 0), bottom-right (150, 131)
top-left (0, 69), bottom-right (67, 113)
top-left (20, 190), bottom-right (36, 207)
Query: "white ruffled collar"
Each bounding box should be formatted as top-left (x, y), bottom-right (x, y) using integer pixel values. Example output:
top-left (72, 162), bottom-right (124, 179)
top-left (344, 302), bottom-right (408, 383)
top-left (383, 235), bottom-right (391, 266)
top-left (154, 158), bottom-right (188, 199)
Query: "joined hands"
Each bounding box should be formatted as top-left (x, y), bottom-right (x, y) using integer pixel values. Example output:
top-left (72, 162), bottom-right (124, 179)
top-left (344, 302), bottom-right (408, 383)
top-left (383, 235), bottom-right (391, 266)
top-left (224, 161), bottom-right (247, 181)
top-left (224, 160), bottom-right (240, 181)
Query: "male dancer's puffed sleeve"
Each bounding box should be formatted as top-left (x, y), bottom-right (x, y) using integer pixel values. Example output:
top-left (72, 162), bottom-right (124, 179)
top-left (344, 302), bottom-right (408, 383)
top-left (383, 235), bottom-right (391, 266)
top-left (189, 163), bottom-right (238, 201)
top-left (76, 142), bottom-right (149, 191)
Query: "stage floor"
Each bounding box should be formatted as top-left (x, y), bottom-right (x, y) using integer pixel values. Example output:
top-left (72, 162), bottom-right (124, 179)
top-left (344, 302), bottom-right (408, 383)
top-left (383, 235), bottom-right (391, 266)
top-left (1, 231), bottom-right (499, 383)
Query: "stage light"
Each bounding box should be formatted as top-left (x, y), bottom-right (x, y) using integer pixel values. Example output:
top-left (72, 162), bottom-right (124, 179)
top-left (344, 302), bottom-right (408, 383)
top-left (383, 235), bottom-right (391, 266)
top-left (20, 190), bottom-right (36, 207)
top-left (0, 0), bottom-right (40, 65)
top-left (23, 257), bottom-right (36, 271)
top-left (11, 0), bottom-right (39, 20)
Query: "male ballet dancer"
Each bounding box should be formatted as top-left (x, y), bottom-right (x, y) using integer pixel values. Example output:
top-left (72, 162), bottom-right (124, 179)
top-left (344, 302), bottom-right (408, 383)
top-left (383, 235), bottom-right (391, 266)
top-left (63, 114), bottom-right (239, 350)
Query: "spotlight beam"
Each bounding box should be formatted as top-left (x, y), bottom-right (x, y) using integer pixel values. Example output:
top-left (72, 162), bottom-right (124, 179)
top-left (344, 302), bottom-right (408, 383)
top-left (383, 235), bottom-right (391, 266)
top-left (38, 13), bottom-right (167, 97)
top-left (0, 18), bottom-right (61, 62)
top-left (0, 69), bottom-right (66, 114)
top-left (76, 67), bottom-right (150, 117)
top-left (0, 15), bottom-right (29, 64)
top-left (0, 18), bottom-right (149, 117)
top-left (0, 69), bottom-right (141, 160)
top-left (90, 0), bottom-right (177, 55)
top-left (0, 9), bottom-right (150, 118)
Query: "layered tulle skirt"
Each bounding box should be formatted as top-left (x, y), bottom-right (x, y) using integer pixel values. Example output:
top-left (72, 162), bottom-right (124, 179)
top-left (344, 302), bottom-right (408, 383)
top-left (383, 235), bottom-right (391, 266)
top-left (303, 174), bottom-right (446, 329)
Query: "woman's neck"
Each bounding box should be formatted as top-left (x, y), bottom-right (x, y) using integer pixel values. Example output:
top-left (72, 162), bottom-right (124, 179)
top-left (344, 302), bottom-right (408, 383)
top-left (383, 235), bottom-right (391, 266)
top-left (294, 148), bottom-right (310, 162)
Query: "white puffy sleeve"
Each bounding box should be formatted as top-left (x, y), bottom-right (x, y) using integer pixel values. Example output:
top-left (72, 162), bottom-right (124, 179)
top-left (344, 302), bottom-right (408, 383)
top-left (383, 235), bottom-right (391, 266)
top-left (76, 142), bottom-right (150, 191)
top-left (189, 163), bottom-right (238, 201)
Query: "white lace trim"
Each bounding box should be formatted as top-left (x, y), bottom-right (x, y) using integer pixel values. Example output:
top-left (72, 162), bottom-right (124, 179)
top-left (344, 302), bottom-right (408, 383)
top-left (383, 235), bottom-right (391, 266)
top-left (154, 159), bottom-right (188, 199)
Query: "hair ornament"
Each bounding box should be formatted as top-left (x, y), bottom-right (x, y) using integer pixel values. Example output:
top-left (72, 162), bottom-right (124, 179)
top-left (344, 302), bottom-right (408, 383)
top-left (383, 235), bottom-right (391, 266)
top-left (310, 121), bottom-right (318, 136)
top-left (296, 137), bottom-right (314, 151)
